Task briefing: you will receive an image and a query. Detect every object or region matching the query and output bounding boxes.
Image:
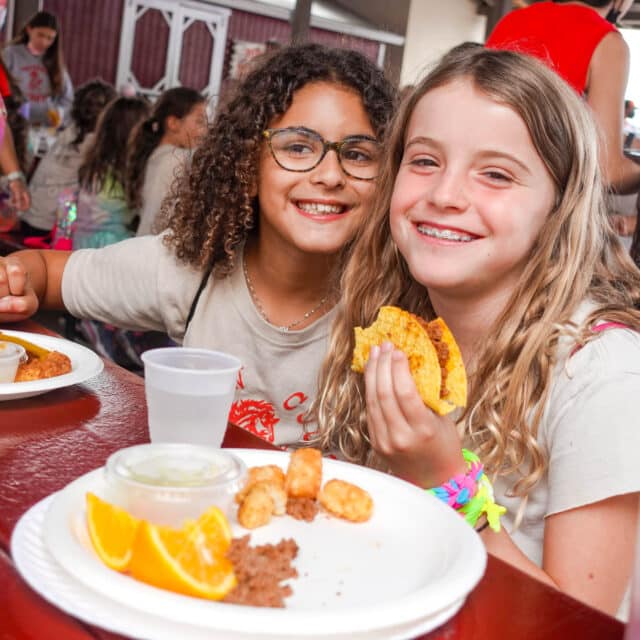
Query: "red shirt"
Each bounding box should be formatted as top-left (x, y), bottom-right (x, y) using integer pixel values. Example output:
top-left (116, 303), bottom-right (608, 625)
top-left (0, 65), bottom-right (10, 98)
top-left (486, 2), bottom-right (617, 95)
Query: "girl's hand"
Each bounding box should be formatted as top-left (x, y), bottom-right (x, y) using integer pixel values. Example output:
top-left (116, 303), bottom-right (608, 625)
top-left (0, 256), bottom-right (39, 321)
top-left (9, 178), bottom-right (31, 211)
top-left (364, 341), bottom-right (466, 488)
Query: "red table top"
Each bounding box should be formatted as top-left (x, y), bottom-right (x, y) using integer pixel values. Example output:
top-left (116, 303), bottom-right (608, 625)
top-left (0, 320), bottom-right (625, 639)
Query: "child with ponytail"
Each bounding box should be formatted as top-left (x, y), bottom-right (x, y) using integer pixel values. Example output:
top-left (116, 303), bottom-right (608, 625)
top-left (125, 87), bottom-right (206, 236)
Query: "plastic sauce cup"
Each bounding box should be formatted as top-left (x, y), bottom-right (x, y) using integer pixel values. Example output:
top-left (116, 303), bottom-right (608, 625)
top-left (0, 341), bottom-right (27, 383)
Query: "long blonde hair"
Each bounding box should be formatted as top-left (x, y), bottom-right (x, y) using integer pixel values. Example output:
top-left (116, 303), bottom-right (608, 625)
top-left (312, 44), bottom-right (640, 499)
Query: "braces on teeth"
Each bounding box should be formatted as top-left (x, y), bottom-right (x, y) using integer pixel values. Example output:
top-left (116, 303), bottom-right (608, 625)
top-left (417, 226), bottom-right (473, 242)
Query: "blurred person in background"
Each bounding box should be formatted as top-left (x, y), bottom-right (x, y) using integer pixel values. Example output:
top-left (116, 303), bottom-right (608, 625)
top-left (3, 11), bottom-right (73, 128)
top-left (125, 87), bottom-right (206, 236)
top-left (21, 79), bottom-right (116, 237)
top-left (487, 1), bottom-right (640, 195)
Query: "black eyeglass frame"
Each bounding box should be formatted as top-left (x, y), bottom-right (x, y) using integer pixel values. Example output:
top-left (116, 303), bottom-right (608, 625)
top-left (262, 127), bottom-right (381, 181)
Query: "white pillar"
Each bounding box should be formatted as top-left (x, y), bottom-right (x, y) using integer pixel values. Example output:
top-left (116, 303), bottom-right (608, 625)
top-left (400, 0), bottom-right (487, 87)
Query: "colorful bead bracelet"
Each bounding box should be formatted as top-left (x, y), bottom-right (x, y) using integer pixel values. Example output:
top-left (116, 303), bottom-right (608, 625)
top-left (428, 449), bottom-right (506, 533)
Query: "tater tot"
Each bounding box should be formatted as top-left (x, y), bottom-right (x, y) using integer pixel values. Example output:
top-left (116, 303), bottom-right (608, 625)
top-left (285, 448), bottom-right (322, 499)
top-left (235, 465), bottom-right (286, 504)
top-left (319, 479), bottom-right (373, 522)
top-left (237, 482), bottom-right (276, 529)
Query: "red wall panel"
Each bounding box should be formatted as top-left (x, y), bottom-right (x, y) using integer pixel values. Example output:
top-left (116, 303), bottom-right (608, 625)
top-left (43, 0), bottom-right (124, 88)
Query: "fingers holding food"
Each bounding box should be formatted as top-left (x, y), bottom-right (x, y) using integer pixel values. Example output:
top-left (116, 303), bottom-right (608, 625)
top-left (353, 306), bottom-right (467, 415)
top-left (319, 479), bottom-right (373, 523)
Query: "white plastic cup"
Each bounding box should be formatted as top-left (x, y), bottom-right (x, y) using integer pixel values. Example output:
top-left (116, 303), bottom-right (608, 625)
top-left (0, 341), bottom-right (27, 382)
top-left (141, 347), bottom-right (241, 446)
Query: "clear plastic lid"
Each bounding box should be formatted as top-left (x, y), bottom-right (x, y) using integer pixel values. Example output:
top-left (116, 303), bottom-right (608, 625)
top-left (104, 444), bottom-right (247, 526)
top-left (106, 443), bottom-right (245, 491)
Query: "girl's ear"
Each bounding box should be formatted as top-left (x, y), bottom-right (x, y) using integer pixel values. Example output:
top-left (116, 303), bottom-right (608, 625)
top-left (165, 114), bottom-right (180, 133)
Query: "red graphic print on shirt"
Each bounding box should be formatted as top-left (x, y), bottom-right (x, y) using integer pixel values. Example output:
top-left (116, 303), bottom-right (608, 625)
top-left (229, 399), bottom-right (279, 442)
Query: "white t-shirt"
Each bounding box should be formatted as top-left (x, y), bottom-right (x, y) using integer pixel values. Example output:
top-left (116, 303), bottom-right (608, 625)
top-left (62, 234), bottom-right (335, 446)
top-left (136, 145), bottom-right (190, 237)
top-left (488, 309), bottom-right (640, 618)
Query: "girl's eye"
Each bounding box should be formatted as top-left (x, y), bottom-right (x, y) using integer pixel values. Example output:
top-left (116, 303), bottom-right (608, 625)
top-left (482, 170), bottom-right (512, 182)
top-left (341, 148), bottom-right (374, 164)
top-left (282, 143), bottom-right (315, 156)
top-left (408, 156), bottom-right (438, 169)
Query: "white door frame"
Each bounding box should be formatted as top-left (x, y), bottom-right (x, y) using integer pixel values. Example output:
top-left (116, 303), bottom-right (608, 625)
top-left (116, 0), bottom-right (230, 103)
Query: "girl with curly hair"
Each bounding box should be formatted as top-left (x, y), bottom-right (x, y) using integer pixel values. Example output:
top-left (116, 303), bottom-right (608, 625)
top-left (313, 44), bottom-right (640, 616)
top-left (126, 86), bottom-right (206, 237)
top-left (0, 43), bottom-right (395, 446)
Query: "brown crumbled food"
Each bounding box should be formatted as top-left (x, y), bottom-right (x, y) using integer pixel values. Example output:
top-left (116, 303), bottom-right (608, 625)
top-left (286, 496), bottom-right (319, 522)
top-left (425, 321), bottom-right (450, 398)
top-left (223, 535), bottom-right (299, 608)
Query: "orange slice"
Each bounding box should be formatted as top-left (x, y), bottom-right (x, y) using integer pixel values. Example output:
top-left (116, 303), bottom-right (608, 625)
top-left (128, 520), bottom-right (237, 600)
top-left (86, 492), bottom-right (140, 572)
top-left (184, 506), bottom-right (233, 557)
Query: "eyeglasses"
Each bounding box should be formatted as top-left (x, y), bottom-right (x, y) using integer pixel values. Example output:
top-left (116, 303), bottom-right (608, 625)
top-left (263, 127), bottom-right (381, 180)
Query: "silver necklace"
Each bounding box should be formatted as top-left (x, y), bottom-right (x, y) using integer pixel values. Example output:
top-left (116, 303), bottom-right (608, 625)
top-left (243, 256), bottom-right (329, 332)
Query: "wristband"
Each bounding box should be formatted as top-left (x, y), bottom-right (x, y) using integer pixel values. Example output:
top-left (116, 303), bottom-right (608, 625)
top-left (6, 171), bottom-right (25, 183)
top-left (428, 449), bottom-right (506, 533)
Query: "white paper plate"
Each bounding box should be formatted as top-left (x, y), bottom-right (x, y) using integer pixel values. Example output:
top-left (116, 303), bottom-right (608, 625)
top-left (0, 330), bottom-right (103, 401)
top-left (12, 495), bottom-right (467, 640)
top-left (23, 449), bottom-right (485, 639)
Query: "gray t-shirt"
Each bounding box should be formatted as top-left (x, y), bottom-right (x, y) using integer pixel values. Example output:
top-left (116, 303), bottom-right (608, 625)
top-left (3, 43), bottom-right (73, 126)
top-left (21, 127), bottom-right (93, 231)
top-left (62, 234), bottom-right (334, 446)
top-left (136, 144), bottom-right (190, 236)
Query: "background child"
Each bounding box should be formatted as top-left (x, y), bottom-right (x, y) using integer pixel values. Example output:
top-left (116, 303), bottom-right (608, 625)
top-left (3, 11), bottom-right (73, 127)
top-left (21, 79), bottom-right (117, 236)
top-left (73, 95), bottom-right (149, 249)
top-left (0, 43), bottom-right (395, 446)
top-left (315, 44), bottom-right (640, 617)
top-left (126, 86), bottom-right (206, 236)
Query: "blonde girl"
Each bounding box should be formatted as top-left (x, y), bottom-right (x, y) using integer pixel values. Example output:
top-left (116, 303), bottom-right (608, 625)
top-left (315, 44), bottom-right (640, 616)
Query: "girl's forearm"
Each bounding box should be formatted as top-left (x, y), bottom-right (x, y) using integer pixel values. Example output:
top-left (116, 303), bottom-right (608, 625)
top-left (9, 249), bottom-right (69, 308)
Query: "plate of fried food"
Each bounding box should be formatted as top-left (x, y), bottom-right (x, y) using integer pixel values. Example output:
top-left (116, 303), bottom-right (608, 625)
top-left (0, 329), bottom-right (103, 400)
top-left (12, 447), bottom-right (487, 640)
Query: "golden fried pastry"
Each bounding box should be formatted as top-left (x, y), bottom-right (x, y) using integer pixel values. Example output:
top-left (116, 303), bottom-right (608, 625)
top-left (319, 479), bottom-right (373, 523)
top-left (235, 465), bottom-right (286, 505)
top-left (352, 306), bottom-right (466, 416)
top-left (285, 448), bottom-right (322, 499)
top-left (14, 351), bottom-right (72, 382)
top-left (237, 482), bottom-right (277, 529)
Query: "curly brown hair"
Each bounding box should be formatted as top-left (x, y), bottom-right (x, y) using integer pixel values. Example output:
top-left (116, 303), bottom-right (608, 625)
top-left (163, 43), bottom-right (396, 276)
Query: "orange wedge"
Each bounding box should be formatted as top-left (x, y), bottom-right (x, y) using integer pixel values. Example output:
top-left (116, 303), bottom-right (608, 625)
top-left (128, 520), bottom-right (237, 600)
top-left (86, 492), bottom-right (140, 571)
top-left (184, 506), bottom-right (233, 557)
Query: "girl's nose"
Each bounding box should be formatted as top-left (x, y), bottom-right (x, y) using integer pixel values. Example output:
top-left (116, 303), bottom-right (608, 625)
top-left (429, 168), bottom-right (468, 211)
top-left (310, 150), bottom-right (346, 188)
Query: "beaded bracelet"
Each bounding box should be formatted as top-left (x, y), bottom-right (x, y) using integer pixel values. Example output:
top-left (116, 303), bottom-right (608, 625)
top-left (428, 449), bottom-right (506, 533)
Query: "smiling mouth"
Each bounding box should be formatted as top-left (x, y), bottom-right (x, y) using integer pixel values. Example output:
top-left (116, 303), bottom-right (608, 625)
top-left (416, 224), bottom-right (475, 242)
top-left (296, 201), bottom-right (348, 215)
